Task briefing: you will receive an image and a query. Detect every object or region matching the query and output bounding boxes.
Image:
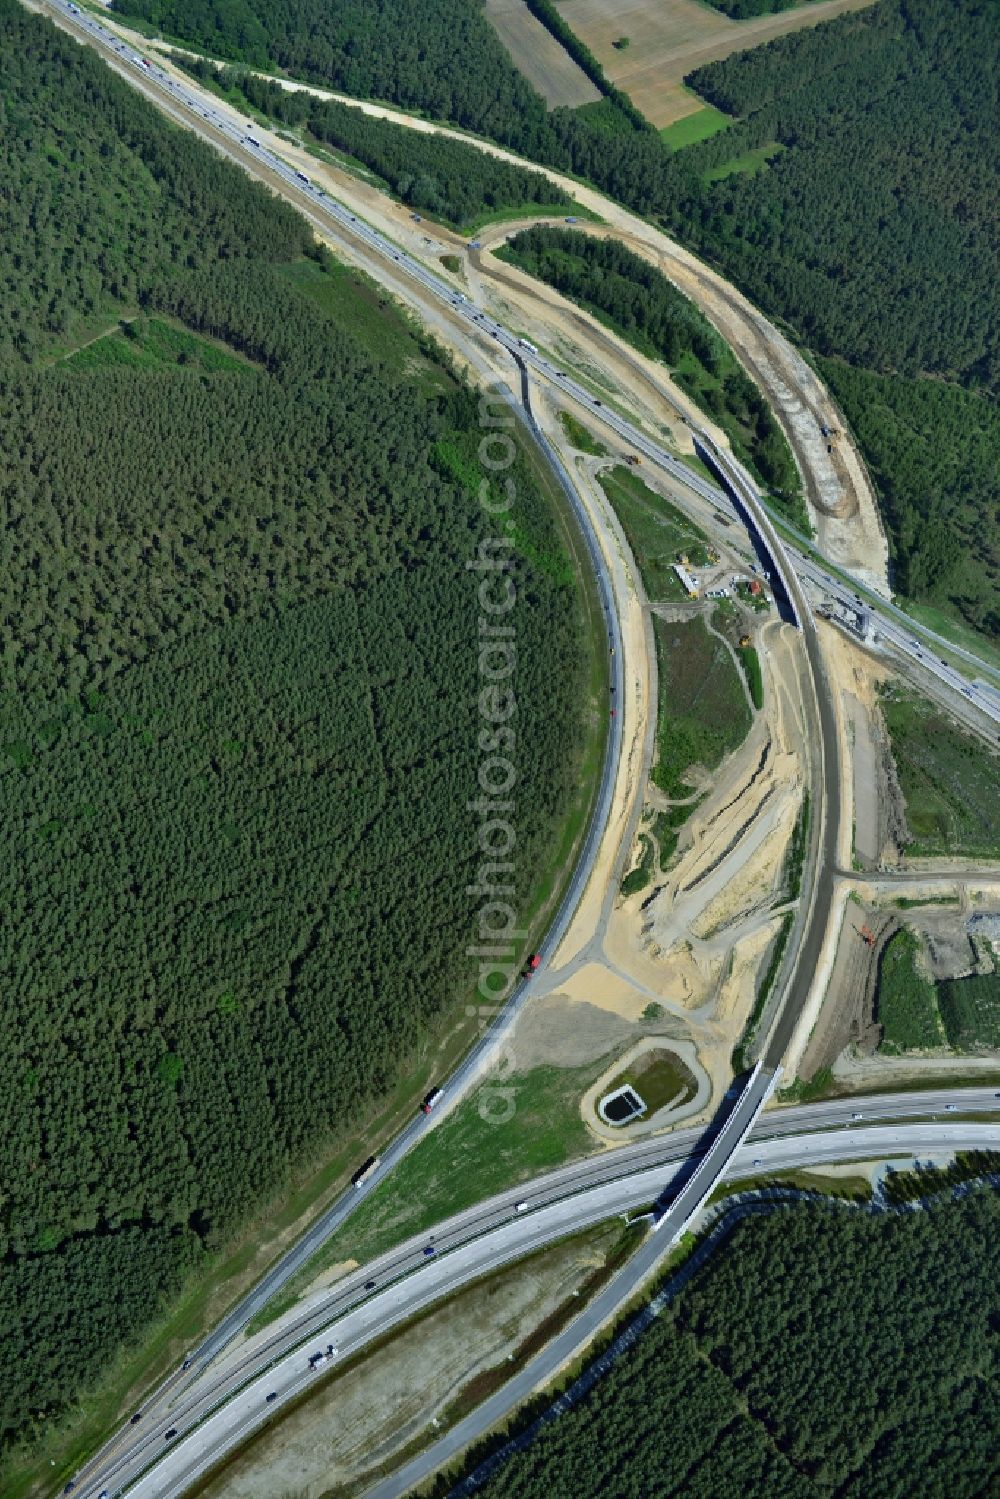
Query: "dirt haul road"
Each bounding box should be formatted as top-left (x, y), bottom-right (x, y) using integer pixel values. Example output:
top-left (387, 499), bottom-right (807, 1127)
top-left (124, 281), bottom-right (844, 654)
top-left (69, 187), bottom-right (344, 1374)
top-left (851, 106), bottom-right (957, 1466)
top-left (52, 22), bottom-right (827, 1114)
top-left (142, 42), bottom-right (891, 593)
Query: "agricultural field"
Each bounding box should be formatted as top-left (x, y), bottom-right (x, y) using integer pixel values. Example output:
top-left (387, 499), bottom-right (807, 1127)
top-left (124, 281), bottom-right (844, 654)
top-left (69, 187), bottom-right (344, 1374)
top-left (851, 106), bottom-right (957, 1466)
top-left (875, 930), bottom-right (945, 1054)
top-left (937, 972), bottom-right (1000, 1053)
top-left (881, 689), bottom-right (1000, 859)
top-left (599, 465), bottom-right (712, 600)
top-left (549, 0), bottom-right (877, 127)
top-left (660, 100), bottom-right (732, 149)
top-left (485, 0), bottom-right (601, 107)
top-left (681, 0), bottom-right (1000, 645)
top-left (653, 616), bottom-right (751, 797)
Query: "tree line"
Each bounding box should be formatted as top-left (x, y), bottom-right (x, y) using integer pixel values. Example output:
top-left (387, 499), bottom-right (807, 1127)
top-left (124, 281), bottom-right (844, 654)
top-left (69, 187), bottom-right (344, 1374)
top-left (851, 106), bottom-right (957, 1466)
top-left (500, 227), bottom-right (801, 506)
top-left (174, 54), bottom-right (571, 228)
top-left (464, 1190), bottom-right (999, 1497)
top-left (0, 2), bottom-right (587, 1455)
top-left (112, 0), bottom-right (999, 641)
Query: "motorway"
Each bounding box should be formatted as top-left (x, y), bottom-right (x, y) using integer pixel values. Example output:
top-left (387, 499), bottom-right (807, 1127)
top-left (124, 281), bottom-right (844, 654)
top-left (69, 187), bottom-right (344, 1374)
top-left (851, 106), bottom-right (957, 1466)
top-left (77, 1109), bottom-right (1000, 1499)
top-left (40, 3), bottom-right (1000, 732)
top-left (67, 1088), bottom-right (1000, 1496)
top-left (43, 0), bottom-right (843, 1078)
top-left (36, 5), bottom-right (630, 1384)
top-left (36, 9), bottom-right (1000, 1495)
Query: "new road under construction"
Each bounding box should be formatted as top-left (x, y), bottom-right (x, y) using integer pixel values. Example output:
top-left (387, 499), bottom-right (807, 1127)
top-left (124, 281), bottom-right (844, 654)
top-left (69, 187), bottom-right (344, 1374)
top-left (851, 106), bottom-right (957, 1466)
top-left (37, 8), bottom-right (1000, 1497)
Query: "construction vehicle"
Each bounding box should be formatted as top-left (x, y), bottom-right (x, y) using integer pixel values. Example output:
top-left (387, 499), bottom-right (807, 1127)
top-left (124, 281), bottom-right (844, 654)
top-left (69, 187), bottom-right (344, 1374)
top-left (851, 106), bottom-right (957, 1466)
top-left (625, 454), bottom-right (641, 466)
top-left (739, 634), bottom-right (751, 649)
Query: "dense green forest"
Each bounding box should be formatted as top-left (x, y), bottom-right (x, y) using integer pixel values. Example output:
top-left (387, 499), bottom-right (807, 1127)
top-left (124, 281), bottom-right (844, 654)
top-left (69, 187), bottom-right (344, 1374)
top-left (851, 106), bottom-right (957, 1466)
top-left (173, 56), bottom-right (572, 228)
top-left (0, 2), bottom-right (587, 1455)
top-left (111, 0), bottom-right (1000, 642)
top-left (684, 0), bottom-right (997, 381)
top-left (471, 1190), bottom-right (999, 1497)
top-left (681, 0), bottom-right (999, 635)
top-left (875, 929), bottom-right (943, 1053)
top-left (109, 0), bottom-right (681, 215)
top-left (816, 360), bottom-right (999, 634)
top-left (499, 228), bottom-right (800, 508)
top-left (938, 971), bottom-right (1000, 1052)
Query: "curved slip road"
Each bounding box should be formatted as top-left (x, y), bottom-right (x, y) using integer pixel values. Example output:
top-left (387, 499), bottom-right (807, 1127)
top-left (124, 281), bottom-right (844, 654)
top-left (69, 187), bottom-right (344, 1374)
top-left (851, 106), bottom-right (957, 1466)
top-left (32, 11), bottom-right (998, 1495)
top-left (82, 1115), bottom-right (1000, 1499)
top-left (32, 12), bottom-right (634, 1494)
top-left (69, 1089), bottom-right (1000, 1497)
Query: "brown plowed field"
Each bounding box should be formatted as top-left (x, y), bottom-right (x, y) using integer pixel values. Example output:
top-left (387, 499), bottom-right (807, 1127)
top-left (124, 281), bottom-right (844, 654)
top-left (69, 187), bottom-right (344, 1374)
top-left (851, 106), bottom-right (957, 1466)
top-left (553, 0), bottom-right (877, 127)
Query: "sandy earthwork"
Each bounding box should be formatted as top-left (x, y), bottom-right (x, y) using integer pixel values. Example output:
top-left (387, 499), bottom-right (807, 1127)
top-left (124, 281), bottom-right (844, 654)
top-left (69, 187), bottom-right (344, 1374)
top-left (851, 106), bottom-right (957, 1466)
top-left (553, 0), bottom-right (878, 127)
top-left (143, 43), bottom-right (890, 590)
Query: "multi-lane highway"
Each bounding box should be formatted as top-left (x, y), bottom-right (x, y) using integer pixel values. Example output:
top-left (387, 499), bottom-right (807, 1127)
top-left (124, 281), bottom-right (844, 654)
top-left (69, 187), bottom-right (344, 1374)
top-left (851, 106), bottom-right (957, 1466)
top-left (43, 2), bottom-right (1000, 741)
top-left (66, 1088), bottom-right (1000, 1497)
top-left (36, 10), bottom-right (1000, 1495)
top-left (75, 1108), bottom-right (1000, 1499)
top-left (44, 0), bottom-right (842, 1067)
top-left (36, 6), bottom-right (632, 1385)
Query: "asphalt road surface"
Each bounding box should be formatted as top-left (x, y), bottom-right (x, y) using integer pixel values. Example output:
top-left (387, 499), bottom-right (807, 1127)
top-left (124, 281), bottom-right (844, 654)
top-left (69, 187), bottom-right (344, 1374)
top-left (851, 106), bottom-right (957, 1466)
top-left (67, 1088), bottom-right (1000, 1496)
top-left (40, 0), bottom-right (1000, 733)
top-left (87, 1118), bottom-right (999, 1499)
top-left (35, 6), bottom-right (631, 1389)
top-left (39, 4), bottom-right (835, 1358)
top-left (34, 13), bottom-right (1000, 1496)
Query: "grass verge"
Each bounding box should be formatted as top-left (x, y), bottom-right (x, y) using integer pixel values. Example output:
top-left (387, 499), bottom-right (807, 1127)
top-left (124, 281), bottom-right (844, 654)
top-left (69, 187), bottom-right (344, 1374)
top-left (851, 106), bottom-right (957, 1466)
top-left (5, 260), bottom-right (609, 1499)
top-left (247, 1055), bottom-right (618, 1331)
top-left (558, 409), bottom-right (607, 455)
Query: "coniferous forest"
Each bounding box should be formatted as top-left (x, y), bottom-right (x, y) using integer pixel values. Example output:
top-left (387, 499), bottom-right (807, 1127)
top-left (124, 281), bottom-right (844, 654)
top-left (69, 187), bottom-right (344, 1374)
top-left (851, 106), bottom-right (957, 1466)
top-left (174, 56), bottom-right (572, 229)
top-left (498, 227), bottom-right (800, 509)
top-left (470, 1191), bottom-right (999, 1498)
top-left (0, 1), bottom-right (587, 1453)
top-left (111, 0), bottom-right (1000, 641)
